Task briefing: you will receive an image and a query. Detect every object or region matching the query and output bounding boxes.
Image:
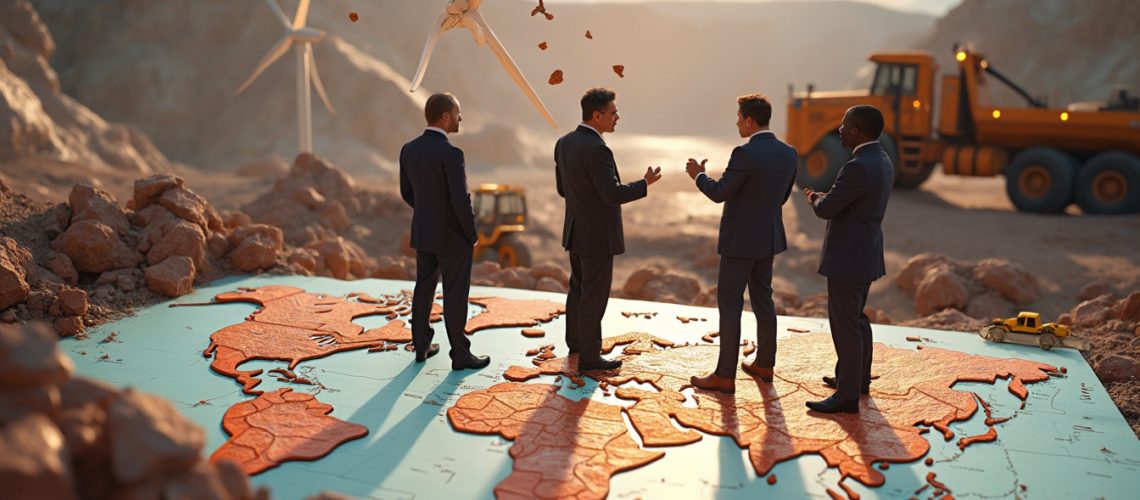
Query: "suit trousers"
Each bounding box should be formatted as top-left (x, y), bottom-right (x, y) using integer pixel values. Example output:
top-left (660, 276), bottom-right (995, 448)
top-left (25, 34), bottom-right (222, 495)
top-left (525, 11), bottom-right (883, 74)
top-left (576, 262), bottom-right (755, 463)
top-left (565, 252), bottom-right (614, 361)
top-left (411, 242), bottom-right (473, 361)
top-left (715, 256), bottom-right (777, 378)
top-left (826, 278), bottom-right (873, 400)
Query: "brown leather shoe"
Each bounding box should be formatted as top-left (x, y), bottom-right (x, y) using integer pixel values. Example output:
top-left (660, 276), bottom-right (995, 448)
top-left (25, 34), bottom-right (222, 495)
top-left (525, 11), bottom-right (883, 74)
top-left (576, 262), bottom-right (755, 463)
top-left (741, 362), bottom-right (773, 382)
top-left (690, 373), bottom-right (735, 394)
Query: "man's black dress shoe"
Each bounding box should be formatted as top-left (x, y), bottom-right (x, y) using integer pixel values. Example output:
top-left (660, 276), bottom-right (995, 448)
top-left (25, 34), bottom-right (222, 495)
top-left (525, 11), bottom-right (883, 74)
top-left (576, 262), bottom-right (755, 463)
top-left (415, 343), bottom-right (440, 362)
top-left (578, 357), bottom-right (622, 371)
top-left (822, 376), bottom-right (869, 395)
top-left (806, 394), bottom-right (860, 414)
top-left (452, 354), bottom-right (491, 370)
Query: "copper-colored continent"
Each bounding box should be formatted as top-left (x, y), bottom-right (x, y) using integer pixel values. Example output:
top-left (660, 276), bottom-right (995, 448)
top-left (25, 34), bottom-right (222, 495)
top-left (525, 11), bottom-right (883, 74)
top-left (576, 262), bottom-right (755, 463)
top-left (210, 388), bottom-right (368, 475)
top-left (465, 297), bottom-right (565, 334)
top-left (613, 65), bottom-right (625, 78)
top-left (448, 383), bottom-right (664, 499)
top-left (454, 332), bottom-right (1055, 495)
top-left (202, 286), bottom-right (412, 394)
top-left (548, 69), bottom-right (564, 86)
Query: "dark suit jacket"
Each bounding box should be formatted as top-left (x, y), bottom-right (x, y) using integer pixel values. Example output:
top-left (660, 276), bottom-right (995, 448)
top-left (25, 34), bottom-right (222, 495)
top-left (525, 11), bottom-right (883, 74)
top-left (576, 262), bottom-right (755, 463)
top-left (399, 129), bottom-right (477, 253)
top-left (813, 142), bottom-right (894, 283)
top-left (696, 132), bottom-right (797, 258)
top-left (555, 125), bottom-right (647, 256)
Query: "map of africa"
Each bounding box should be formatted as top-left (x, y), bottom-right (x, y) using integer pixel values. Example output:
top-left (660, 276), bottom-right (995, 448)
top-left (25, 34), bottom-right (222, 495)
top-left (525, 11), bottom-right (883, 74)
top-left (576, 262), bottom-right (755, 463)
top-left (63, 276), bottom-right (1140, 499)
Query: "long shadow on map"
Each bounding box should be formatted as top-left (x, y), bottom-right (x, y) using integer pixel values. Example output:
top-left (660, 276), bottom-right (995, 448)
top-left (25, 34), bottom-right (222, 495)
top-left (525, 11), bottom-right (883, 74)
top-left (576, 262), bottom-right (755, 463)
top-left (332, 363), bottom-right (517, 498)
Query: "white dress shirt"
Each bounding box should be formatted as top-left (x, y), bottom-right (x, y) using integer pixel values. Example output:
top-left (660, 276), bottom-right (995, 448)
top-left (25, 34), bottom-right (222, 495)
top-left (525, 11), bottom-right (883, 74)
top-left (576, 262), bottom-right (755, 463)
top-left (695, 129), bottom-right (775, 183)
top-left (578, 122), bottom-right (605, 143)
top-left (425, 126), bottom-right (448, 136)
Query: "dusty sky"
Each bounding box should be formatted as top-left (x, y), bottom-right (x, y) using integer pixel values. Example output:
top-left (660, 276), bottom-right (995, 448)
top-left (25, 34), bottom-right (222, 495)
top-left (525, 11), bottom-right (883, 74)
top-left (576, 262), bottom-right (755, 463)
top-left (550, 0), bottom-right (962, 16)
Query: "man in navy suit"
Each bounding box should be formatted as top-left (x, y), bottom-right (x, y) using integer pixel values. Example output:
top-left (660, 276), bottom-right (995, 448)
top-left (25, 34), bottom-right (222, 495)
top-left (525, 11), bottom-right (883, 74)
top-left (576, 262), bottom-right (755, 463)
top-left (556, 87), bottom-right (662, 371)
top-left (803, 105), bottom-right (893, 413)
top-left (400, 93), bottom-right (490, 371)
top-left (685, 94), bottom-right (798, 394)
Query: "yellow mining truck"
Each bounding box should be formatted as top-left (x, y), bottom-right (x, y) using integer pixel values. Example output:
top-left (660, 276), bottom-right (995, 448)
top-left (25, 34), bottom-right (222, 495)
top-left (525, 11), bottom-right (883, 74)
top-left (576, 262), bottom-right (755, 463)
top-left (787, 45), bottom-right (1140, 214)
top-left (981, 312), bottom-right (1089, 351)
top-left (472, 184), bottom-right (531, 268)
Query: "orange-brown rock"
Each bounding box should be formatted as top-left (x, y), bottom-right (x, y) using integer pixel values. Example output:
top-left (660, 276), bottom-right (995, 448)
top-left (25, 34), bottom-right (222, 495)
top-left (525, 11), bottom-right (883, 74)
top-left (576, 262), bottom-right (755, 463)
top-left (132, 174), bottom-right (184, 211)
top-left (45, 252), bottom-right (77, 286)
top-left (54, 316), bottom-right (83, 337)
top-left (915, 267), bottom-right (969, 316)
top-left (1, 237), bottom-right (32, 309)
top-left (1073, 293), bottom-right (1117, 326)
top-left (0, 413), bottom-right (78, 499)
top-left (529, 262), bottom-right (569, 287)
top-left (68, 183), bottom-right (129, 236)
top-left (57, 287), bottom-right (87, 317)
top-left (50, 220), bottom-right (141, 273)
top-left (146, 220), bottom-right (207, 269)
top-left (534, 277), bottom-right (567, 293)
top-left (0, 322), bottom-right (73, 391)
top-left (896, 253), bottom-right (954, 292)
top-left (973, 258), bottom-right (1039, 305)
top-left (548, 69), bottom-right (564, 85)
top-left (106, 388), bottom-right (204, 484)
top-left (144, 256), bottom-right (196, 297)
top-left (230, 234), bottom-right (279, 272)
top-left (158, 186), bottom-right (211, 231)
top-left (623, 265), bottom-right (702, 304)
top-left (964, 290), bottom-right (1011, 320)
top-left (1079, 282), bottom-right (1113, 302)
top-left (465, 297), bottom-right (565, 334)
top-left (210, 388), bottom-right (367, 475)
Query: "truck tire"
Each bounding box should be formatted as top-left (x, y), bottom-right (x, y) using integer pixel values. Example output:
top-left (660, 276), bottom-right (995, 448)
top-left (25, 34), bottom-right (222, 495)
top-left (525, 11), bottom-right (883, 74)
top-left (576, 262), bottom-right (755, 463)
top-left (986, 325), bottom-right (1006, 343)
top-left (1005, 147), bottom-right (1078, 213)
top-left (1039, 333), bottom-right (1058, 350)
top-left (797, 134), bottom-right (845, 191)
top-left (496, 233), bottom-right (532, 268)
top-left (1074, 151), bottom-right (1140, 214)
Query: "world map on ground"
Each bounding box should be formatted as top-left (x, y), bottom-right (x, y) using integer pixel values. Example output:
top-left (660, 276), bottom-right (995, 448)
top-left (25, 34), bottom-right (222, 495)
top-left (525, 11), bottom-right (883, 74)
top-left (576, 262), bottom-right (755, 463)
top-left (63, 276), bottom-right (1140, 499)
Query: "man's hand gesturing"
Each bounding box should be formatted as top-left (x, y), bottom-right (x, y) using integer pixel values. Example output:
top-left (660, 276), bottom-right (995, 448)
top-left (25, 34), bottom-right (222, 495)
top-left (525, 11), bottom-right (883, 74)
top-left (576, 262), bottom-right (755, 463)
top-left (685, 158), bottom-right (707, 180)
top-left (644, 166), bottom-right (662, 185)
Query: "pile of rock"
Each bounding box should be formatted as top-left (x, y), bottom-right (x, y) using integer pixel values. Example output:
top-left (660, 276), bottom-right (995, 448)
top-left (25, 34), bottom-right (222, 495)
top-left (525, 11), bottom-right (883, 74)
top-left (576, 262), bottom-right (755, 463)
top-left (1061, 287), bottom-right (1140, 385)
top-left (1, 174), bottom-right (292, 336)
top-left (239, 154), bottom-right (408, 280)
top-left (0, 322), bottom-right (264, 499)
top-left (473, 261), bottom-right (570, 293)
top-left (896, 253), bottom-right (1039, 320)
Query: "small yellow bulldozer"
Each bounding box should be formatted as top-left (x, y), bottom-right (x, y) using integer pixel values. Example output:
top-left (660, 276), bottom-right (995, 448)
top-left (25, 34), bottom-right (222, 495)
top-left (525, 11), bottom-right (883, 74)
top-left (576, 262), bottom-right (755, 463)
top-left (472, 184), bottom-right (531, 268)
top-left (981, 311), bottom-right (1089, 351)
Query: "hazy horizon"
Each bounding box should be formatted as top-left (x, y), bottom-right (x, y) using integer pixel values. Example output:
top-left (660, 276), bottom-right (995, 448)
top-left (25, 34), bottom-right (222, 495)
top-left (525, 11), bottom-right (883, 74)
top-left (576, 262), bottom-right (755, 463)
top-left (550, 0), bottom-right (962, 16)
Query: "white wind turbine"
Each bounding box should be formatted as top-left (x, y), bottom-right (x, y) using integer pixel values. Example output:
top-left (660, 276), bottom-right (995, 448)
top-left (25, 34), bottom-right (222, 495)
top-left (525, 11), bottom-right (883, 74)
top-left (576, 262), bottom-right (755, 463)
top-left (236, 0), bottom-right (335, 154)
top-left (411, 0), bottom-right (557, 128)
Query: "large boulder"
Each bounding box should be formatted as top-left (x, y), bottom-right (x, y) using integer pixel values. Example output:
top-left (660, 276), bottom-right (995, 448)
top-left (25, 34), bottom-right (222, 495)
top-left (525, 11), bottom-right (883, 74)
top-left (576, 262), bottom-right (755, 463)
top-left (68, 184), bottom-right (128, 236)
top-left (1118, 292), bottom-right (1140, 322)
top-left (529, 262), bottom-right (569, 287)
top-left (106, 388), bottom-right (204, 484)
top-left (0, 414), bottom-right (78, 500)
top-left (964, 290), bottom-right (1012, 320)
top-left (44, 252), bottom-right (77, 286)
top-left (1, 237), bottom-right (33, 310)
top-left (57, 288), bottom-right (87, 317)
top-left (0, 322), bottom-right (73, 391)
top-left (1078, 282), bottom-right (1113, 302)
top-left (973, 258), bottom-right (1039, 305)
top-left (1073, 293), bottom-right (1118, 327)
top-left (228, 224), bottom-right (284, 272)
top-left (896, 253), bottom-right (953, 293)
top-left (622, 265), bottom-right (702, 304)
top-left (50, 220), bottom-right (141, 273)
top-left (914, 267), bottom-right (969, 316)
top-left (1096, 354), bottom-right (1139, 384)
top-left (144, 256), bottom-right (195, 298)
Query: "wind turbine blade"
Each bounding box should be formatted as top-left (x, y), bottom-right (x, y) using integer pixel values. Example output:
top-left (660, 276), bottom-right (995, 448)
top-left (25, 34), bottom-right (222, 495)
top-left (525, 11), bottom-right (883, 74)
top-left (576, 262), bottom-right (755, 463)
top-left (409, 11), bottom-right (450, 92)
top-left (472, 11), bottom-right (557, 128)
top-left (293, 0), bottom-right (311, 29)
top-left (236, 34), bottom-right (294, 94)
top-left (306, 44), bottom-right (336, 115)
top-left (262, 0), bottom-right (291, 29)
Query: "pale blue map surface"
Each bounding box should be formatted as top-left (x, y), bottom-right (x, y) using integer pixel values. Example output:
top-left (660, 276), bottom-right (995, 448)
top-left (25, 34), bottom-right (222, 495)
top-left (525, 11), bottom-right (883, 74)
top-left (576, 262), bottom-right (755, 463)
top-left (62, 276), bottom-right (1140, 499)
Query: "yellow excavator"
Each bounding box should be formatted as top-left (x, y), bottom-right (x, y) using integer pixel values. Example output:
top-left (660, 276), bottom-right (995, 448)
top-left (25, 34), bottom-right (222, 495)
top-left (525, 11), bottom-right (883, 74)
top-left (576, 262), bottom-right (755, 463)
top-left (472, 184), bottom-right (532, 268)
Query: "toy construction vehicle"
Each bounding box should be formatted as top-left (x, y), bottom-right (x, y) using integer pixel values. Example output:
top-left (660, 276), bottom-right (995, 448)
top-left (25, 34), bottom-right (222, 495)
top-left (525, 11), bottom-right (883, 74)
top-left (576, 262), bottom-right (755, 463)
top-left (472, 184), bottom-right (532, 268)
top-left (979, 312), bottom-right (1090, 352)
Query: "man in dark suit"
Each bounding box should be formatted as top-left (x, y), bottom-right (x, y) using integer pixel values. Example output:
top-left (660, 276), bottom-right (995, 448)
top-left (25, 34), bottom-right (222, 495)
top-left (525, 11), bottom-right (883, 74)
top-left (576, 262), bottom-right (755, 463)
top-left (556, 87), bottom-right (662, 371)
top-left (686, 94), bottom-right (798, 394)
top-left (400, 93), bottom-right (490, 371)
top-left (802, 105), bottom-right (893, 413)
